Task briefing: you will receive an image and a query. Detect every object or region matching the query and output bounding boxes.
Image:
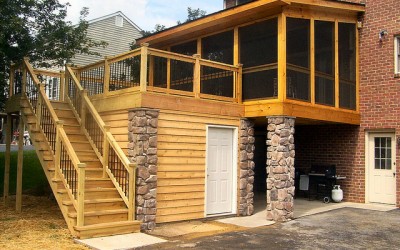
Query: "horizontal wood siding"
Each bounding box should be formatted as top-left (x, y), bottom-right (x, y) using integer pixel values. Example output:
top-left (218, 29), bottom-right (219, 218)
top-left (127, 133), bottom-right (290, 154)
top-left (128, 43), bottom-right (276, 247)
top-left (156, 110), bottom-right (240, 223)
top-left (72, 14), bottom-right (142, 66)
top-left (100, 110), bottom-right (128, 154)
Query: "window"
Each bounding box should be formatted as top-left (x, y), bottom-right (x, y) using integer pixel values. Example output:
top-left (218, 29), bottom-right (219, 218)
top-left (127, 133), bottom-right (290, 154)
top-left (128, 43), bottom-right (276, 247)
top-left (339, 23), bottom-right (356, 110)
top-left (395, 36), bottom-right (400, 74)
top-left (240, 18), bottom-right (278, 100)
top-left (315, 21), bottom-right (335, 106)
top-left (115, 16), bottom-right (123, 27)
top-left (202, 31), bottom-right (234, 97)
top-left (286, 18), bottom-right (310, 102)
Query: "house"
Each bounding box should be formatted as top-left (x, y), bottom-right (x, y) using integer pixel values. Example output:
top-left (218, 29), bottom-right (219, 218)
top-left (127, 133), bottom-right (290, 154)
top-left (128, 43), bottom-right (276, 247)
top-left (3, 0), bottom-right (399, 239)
top-left (43, 11), bottom-right (143, 100)
top-left (72, 11), bottom-right (142, 66)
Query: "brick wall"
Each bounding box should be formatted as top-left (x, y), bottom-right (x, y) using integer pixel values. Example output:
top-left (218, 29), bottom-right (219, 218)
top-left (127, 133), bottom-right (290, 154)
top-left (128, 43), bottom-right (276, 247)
top-left (358, 0), bottom-right (400, 206)
top-left (295, 125), bottom-right (364, 203)
top-left (296, 0), bottom-right (400, 206)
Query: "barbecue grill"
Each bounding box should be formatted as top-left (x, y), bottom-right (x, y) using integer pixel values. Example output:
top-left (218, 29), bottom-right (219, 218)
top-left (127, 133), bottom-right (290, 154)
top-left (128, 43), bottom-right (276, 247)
top-left (308, 165), bottom-right (345, 203)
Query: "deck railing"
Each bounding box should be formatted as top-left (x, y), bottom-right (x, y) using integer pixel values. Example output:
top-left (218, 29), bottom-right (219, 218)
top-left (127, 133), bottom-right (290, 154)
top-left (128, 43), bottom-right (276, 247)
top-left (73, 43), bottom-right (243, 103)
top-left (20, 58), bottom-right (86, 226)
top-left (65, 66), bottom-right (136, 220)
top-left (10, 64), bottom-right (64, 101)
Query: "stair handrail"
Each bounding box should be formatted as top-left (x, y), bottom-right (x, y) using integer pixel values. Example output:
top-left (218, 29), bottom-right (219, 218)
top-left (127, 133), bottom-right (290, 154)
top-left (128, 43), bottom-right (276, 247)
top-left (65, 65), bottom-right (136, 221)
top-left (22, 58), bottom-right (86, 227)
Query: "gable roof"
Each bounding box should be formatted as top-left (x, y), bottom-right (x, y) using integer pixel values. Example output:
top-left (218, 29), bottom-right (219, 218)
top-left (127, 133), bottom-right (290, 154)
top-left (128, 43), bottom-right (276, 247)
top-left (87, 11), bottom-right (142, 32)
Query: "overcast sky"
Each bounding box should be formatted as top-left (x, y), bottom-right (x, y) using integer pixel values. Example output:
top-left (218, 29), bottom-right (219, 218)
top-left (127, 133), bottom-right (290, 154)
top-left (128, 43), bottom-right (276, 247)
top-left (60, 0), bottom-right (223, 31)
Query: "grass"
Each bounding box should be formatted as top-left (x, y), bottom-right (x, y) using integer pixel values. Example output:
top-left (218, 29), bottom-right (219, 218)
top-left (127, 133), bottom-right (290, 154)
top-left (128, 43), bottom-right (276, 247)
top-left (0, 149), bottom-right (50, 196)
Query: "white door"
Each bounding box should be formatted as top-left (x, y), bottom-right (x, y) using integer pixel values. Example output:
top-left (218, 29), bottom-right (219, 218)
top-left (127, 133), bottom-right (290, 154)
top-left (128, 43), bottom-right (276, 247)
top-left (206, 127), bottom-right (234, 215)
top-left (368, 133), bottom-right (397, 204)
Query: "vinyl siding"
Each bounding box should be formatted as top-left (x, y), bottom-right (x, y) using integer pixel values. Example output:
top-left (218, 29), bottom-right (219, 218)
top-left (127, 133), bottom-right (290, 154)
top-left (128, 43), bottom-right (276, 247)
top-left (72, 14), bottom-right (142, 66)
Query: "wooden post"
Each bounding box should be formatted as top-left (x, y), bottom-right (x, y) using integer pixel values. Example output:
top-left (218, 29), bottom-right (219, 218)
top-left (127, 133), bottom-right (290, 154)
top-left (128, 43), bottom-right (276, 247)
top-left (236, 64), bottom-right (243, 103)
top-left (3, 114), bottom-right (12, 205)
top-left (80, 90), bottom-right (88, 128)
top-left (9, 64), bottom-right (15, 97)
top-left (310, 18), bottom-right (315, 105)
top-left (193, 54), bottom-right (201, 98)
top-left (102, 125), bottom-right (111, 178)
top-left (16, 114), bottom-right (24, 212)
top-left (128, 163), bottom-right (136, 221)
top-left (335, 20), bottom-right (339, 108)
top-left (278, 13), bottom-right (287, 102)
top-left (140, 43), bottom-right (149, 92)
top-left (36, 84), bottom-right (44, 130)
top-left (104, 57), bottom-right (110, 95)
top-left (76, 163), bottom-right (86, 227)
top-left (166, 58), bottom-right (171, 91)
top-left (60, 70), bottom-right (65, 102)
top-left (22, 65), bottom-right (27, 95)
top-left (54, 121), bottom-right (64, 180)
top-left (65, 65), bottom-right (71, 101)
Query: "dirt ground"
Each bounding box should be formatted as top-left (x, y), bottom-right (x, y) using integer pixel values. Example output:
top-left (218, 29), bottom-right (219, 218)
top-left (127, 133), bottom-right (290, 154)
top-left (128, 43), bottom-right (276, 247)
top-left (0, 195), bottom-right (88, 250)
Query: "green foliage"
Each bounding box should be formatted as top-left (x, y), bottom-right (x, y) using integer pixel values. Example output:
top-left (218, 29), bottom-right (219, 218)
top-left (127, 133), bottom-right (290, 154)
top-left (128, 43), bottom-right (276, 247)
top-left (140, 7), bottom-right (206, 37)
top-left (177, 7), bottom-right (207, 25)
top-left (0, 0), bottom-right (107, 111)
top-left (0, 150), bottom-right (49, 196)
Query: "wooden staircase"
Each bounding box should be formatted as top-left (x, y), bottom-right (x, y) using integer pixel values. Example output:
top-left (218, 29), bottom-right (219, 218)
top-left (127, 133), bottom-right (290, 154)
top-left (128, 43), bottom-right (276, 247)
top-left (21, 98), bottom-right (140, 238)
top-left (14, 59), bottom-right (140, 239)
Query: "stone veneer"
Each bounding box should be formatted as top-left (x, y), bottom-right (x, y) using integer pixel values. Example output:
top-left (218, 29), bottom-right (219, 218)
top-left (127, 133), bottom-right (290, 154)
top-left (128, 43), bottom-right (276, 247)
top-left (128, 108), bottom-right (159, 231)
top-left (238, 119), bottom-right (255, 216)
top-left (266, 116), bottom-right (295, 221)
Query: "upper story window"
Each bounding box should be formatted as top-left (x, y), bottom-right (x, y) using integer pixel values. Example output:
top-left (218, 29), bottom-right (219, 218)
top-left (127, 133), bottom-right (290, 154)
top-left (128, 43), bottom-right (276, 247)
top-left (286, 17), bottom-right (310, 102)
top-left (115, 16), bottom-right (123, 27)
top-left (395, 35), bottom-right (400, 75)
top-left (240, 18), bottom-right (278, 100)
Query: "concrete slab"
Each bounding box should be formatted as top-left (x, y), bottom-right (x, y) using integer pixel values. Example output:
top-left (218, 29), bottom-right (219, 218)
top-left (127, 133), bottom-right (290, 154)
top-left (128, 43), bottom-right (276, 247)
top-left (151, 221), bottom-right (227, 238)
top-left (75, 233), bottom-right (167, 250)
top-left (216, 209), bottom-right (275, 228)
top-left (294, 198), bottom-right (397, 218)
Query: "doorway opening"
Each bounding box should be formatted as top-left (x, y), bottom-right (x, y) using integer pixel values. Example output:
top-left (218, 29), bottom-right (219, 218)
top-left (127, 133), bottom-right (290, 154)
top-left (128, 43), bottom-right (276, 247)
top-left (253, 127), bottom-right (267, 212)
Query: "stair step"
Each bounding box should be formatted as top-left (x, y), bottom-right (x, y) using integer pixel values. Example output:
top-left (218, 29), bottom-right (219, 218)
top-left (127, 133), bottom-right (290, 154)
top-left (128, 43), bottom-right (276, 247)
top-left (74, 221), bottom-right (141, 239)
top-left (68, 209), bottom-right (129, 226)
top-left (69, 208), bottom-right (128, 218)
top-left (62, 198), bottom-right (126, 212)
top-left (51, 101), bottom-right (70, 109)
top-left (63, 198), bottom-right (124, 206)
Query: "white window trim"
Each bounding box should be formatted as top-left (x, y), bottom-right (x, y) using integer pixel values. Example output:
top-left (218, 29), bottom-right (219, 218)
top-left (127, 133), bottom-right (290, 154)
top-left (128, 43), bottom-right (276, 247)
top-left (395, 35), bottom-right (400, 75)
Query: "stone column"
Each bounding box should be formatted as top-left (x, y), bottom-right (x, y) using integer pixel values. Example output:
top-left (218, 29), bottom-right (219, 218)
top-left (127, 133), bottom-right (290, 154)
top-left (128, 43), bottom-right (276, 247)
top-left (128, 108), bottom-right (159, 231)
top-left (266, 116), bottom-right (295, 221)
top-left (238, 119), bottom-right (255, 216)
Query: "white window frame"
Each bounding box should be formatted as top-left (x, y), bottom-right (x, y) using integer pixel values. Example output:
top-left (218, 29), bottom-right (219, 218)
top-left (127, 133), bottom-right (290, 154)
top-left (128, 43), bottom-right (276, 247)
top-left (115, 16), bottom-right (123, 27)
top-left (395, 35), bottom-right (400, 74)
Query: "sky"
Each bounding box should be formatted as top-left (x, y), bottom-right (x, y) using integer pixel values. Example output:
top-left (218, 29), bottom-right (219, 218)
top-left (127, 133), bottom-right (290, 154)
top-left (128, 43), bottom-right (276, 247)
top-left (59, 0), bottom-right (223, 31)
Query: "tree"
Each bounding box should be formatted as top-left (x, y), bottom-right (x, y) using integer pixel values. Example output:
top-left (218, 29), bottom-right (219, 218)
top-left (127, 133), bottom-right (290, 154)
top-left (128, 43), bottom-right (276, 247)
top-left (140, 7), bottom-right (206, 37)
top-left (177, 7), bottom-right (207, 25)
top-left (0, 0), bottom-right (106, 111)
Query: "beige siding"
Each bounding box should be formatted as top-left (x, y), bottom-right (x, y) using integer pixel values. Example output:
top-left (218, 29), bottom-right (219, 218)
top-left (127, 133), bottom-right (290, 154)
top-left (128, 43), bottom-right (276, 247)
top-left (97, 107), bottom-right (241, 224)
top-left (72, 14), bottom-right (142, 66)
top-left (156, 110), bottom-right (240, 223)
top-left (100, 110), bottom-right (129, 154)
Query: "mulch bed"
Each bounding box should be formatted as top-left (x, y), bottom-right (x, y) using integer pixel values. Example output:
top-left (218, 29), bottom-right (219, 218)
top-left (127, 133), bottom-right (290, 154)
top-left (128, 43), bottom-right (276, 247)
top-left (0, 195), bottom-right (88, 250)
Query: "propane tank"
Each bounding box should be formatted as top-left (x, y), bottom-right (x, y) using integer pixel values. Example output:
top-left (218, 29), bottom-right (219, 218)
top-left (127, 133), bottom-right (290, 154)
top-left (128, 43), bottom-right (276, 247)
top-left (332, 185), bottom-right (343, 202)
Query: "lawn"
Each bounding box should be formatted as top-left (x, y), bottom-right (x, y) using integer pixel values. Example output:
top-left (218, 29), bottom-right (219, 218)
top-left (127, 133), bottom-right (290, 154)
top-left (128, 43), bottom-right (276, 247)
top-left (0, 149), bottom-right (50, 196)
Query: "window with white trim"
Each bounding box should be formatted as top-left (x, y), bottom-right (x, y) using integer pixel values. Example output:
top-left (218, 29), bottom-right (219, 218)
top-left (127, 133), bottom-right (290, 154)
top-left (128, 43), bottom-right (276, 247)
top-left (115, 16), bottom-right (123, 27)
top-left (395, 36), bottom-right (400, 74)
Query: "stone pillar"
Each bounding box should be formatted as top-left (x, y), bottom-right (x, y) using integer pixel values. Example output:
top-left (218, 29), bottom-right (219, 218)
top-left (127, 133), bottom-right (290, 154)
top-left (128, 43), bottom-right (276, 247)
top-left (266, 116), bottom-right (295, 221)
top-left (128, 108), bottom-right (159, 231)
top-left (238, 119), bottom-right (255, 216)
